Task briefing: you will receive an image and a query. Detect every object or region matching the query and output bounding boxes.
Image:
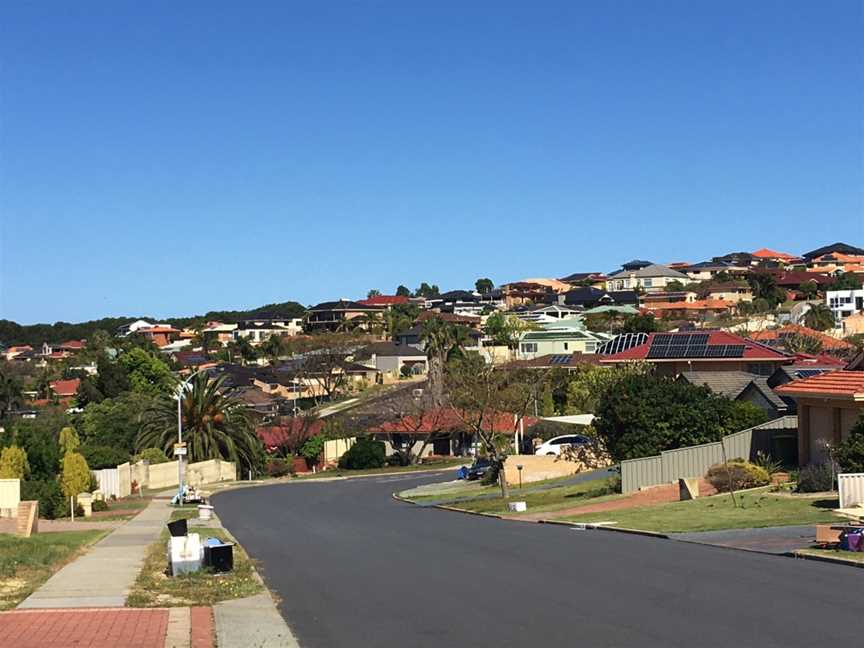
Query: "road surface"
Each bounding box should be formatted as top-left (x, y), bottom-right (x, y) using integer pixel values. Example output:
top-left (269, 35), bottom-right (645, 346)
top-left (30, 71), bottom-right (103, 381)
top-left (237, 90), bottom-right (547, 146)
top-left (214, 473), bottom-right (861, 648)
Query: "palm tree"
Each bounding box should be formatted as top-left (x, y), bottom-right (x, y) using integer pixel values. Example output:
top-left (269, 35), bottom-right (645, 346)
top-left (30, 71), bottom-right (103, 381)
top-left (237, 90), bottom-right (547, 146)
top-left (421, 319), bottom-right (469, 405)
top-left (804, 303), bottom-right (836, 332)
top-left (137, 373), bottom-right (261, 471)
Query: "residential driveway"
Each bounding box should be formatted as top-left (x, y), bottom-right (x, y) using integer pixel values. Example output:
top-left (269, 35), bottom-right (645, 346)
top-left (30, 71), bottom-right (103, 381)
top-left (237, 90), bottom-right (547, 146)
top-left (214, 474), bottom-right (861, 648)
top-left (671, 525), bottom-right (816, 555)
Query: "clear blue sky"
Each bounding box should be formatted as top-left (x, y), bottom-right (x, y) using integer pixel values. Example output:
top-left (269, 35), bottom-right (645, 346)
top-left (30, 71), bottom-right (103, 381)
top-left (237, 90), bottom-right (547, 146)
top-left (2, 1), bottom-right (862, 324)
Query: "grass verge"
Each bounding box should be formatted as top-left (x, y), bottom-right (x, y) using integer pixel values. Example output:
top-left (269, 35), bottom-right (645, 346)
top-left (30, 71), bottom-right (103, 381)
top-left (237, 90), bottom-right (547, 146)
top-left (796, 548), bottom-right (864, 565)
top-left (126, 526), bottom-right (263, 607)
top-left (296, 457), bottom-right (468, 480)
top-left (454, 477), bottom-right (621, 514)
top-left (562, 489), bottom-right (841, 533)
top-left (0, 530), bottom-right (108, 610)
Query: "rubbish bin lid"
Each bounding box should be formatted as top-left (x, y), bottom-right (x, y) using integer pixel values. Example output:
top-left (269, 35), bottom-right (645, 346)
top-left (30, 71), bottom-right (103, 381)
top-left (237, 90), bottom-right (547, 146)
top-left (167, 518), bottom-right (188, 537)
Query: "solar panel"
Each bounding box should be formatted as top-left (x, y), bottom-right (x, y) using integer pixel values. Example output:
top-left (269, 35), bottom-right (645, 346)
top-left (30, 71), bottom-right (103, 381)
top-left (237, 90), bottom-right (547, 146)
top-left (705, 345), bottom-right (727, 357)
top-left (550, 354), bottom-right (571, 365)
top-left (724, 345), bottom-right (746, 358)
top-left (653, 334), bottom-right (674, 346)
top-left (597, 332), bottom-right (648, 355)
top-left (796, 369), bottom-right (827, 379)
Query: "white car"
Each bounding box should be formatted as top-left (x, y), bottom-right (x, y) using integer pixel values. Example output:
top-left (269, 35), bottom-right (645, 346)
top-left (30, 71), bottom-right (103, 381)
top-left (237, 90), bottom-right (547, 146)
top-left (534, 434), bottom-right (589, 456)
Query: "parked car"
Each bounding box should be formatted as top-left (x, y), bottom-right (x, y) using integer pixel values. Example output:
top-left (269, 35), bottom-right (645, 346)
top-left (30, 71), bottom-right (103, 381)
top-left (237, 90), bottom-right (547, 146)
top-left (534, 434), bottom-right (589, 456)
top-left (465, 458), bottom-right (492, 481)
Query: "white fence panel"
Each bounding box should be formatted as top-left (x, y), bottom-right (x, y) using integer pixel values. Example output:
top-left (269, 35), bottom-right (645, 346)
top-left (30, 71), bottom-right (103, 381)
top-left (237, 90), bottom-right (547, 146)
top-left (0, 478), bottom-right (21, 517)
top-left (93, 468), bottom-right (120, 499)
top-left (838, 473), bottom-right (864, 509)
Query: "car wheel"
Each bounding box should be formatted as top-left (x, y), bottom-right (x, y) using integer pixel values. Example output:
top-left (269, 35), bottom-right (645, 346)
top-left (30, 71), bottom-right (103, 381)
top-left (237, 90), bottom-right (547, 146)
top-left (546, 452), bottom-right (556, 456)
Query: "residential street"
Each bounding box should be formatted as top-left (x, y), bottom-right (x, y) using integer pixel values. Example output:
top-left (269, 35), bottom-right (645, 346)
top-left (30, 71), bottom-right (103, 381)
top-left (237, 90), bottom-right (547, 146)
top-left (214, 474), bottom-right (862, 648)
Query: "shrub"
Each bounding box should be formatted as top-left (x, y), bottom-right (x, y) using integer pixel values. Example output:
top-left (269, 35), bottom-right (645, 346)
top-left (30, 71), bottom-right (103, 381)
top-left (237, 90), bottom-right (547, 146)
top-left (705, 460), bottom-right (770, 492)
top-left (338, 438), bottom-right (385, 470)
top-left (79, 445), bottom-right (131, 470)
top-left (21, 479), bottom-right (65, 519)
top-left (299, 435), bottom-right (326, 468)
top-left (91, 499), bottom-right (109, 512)
top-left (59, 426), bottom-right (80, 455)
top-left (797, 463), bottom-right (834, 493)
top-left (135, 447), bottom-right (171, 464)
top-left (0, 445), bottom-right (30, 479)
top-left (832, 416), bottom-right (864, 473)
top-left (60, 452), bottom-right (92, 498)
top-left (265, 459), bottom-right (292, 478)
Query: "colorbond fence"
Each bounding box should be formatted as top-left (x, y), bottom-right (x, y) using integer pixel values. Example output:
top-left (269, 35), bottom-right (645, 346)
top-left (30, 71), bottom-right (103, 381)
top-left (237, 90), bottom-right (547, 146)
top-left (620, 417), bottom-right (796, 494)
top-left (838, 473), bottom-right (864, 508)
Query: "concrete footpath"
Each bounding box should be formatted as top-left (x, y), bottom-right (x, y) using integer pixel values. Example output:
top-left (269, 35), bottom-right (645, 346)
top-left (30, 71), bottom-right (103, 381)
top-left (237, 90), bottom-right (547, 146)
top-left (19, 497), bottom-right (172, 608)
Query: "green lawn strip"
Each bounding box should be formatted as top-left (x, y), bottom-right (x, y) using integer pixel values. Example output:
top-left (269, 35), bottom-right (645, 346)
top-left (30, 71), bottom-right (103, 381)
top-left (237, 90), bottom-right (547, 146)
top-left (126, 524), bottom-right (263, 607)
top-left (796, 548), bottom-right (864, 565)
top-left (453, 477), bottom-right (621, 514)
top-left (0, 529), bottom-right (108, 610)
top-left (562, 490), bottom-right (841, 533)
top-left (400, 472), bottom-right (600, 504)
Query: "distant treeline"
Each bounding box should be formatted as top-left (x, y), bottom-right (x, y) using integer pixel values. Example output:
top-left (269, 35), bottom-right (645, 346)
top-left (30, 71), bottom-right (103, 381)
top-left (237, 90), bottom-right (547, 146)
top-left (0, 301), bottom-right (307, 346)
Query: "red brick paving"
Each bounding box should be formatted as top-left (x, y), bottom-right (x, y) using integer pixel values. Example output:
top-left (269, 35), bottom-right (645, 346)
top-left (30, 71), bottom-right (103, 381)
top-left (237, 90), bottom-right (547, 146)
top-left (0, 608), bottom-right (169, 647)
top-left (516, 479), bottom-right (718, 521)
top-left (190, 606), bottom-right (214, 648)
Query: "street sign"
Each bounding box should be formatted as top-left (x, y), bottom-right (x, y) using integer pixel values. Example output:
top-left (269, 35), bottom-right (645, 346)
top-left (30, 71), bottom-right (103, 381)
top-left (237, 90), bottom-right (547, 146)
top-left (173, 443), bottom-right (187, 457)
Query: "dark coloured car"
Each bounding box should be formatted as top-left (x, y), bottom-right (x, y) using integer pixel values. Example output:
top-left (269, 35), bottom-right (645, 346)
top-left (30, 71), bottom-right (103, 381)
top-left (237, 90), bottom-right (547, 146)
top-left (465, 458), bottom-right (492, 481)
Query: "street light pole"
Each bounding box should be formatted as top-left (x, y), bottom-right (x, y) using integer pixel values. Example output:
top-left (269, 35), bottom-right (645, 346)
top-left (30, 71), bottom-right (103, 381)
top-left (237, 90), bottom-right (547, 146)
top-left (175, 367), bottom-right (207, 504)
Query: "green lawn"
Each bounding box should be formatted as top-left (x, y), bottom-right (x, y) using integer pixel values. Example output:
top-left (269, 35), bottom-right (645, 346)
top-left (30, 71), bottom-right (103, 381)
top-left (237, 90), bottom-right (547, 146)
top-left (126, 527), bottom-right (262, 607)
top-left (797, 548), bottom-right (864, 565)
top-left (562, 490), bottom-right (841, 533)
top-left (454, 477), bottom-right (621, 514)
top-left (0, 530), bottom-right (108, 610)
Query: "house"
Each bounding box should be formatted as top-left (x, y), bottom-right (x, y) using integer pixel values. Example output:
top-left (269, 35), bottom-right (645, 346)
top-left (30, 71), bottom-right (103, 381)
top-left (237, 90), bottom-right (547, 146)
top-left (134, 325), bottom-right (181, 347)
top-left (606, 263), bottom-right (690, 293)
top-left (802, 242), bottom-right (864, 262)
top-left (499, 281), bottom-right (557, 308)
top-left (201, 322), bottom-right (238, 346)
top-left (826, 288), bottom-right (864, 326)
top-left (557, 272), bottom-right (608, 288)
top-left (4, 345), bottom-right (33, 361)
top-left (677, 371), bottom-right (788, 418)
top-left (683, 261), bottom-right (740, 282)
top-left (49, 378), bottom-right (80, 399)
top-left (703, 283), bottom-right (753, 303)
top-left (506, 352), bottom-right (603, 371)
top-left (395, 323), bottom-right (482, 350)
top-left (641, 299), bottom-right (736, 321)
top-left (257, 418), bottom-right (325, 454)
top-left (775, 371), bottom-right (864, 465)
top-left (769, 270), bottom-right (833, 292)
top-left (752, 248), bottom-right (800, 265)
top-left (234, 386), bottom-right (281, 420)
top-left (749, 324), bottom-right (855, 357)
top-left (641, 291), bottom-right (697, 305)
top-left (369, 407), bottom-right (540, 457)
top-left (415, 311), bottom-right (483, 329)
top-left (172, 350), bottom-right (213, 370)
top-left (353, 341), bottom-right (427, 378)
top-left (357, 295), bottom-right (411, 308)
top-left (117, 319), bottom-right (156, 336)
top-left (601, 330), bottom-right (791, 377)
top-left (807, 252), bottom-right (864, 274)
top-left (304, 300), bottom-right (385, 332)
top-left (511, 304), bottom-right (581, 324)
top-left (234, 316), bottom-right (303, 343)
top-left (840, 312), bottom-right (864, 337)
top-left (555, 287), bottom-right (639, 309)
top-left (424, 290), bottom-right (493, 316)
top-left (517, 324), bottom-right (611, 359)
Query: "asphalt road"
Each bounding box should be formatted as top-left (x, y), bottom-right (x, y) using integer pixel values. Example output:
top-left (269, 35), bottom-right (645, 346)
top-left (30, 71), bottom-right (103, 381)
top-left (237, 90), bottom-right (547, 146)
top-left (214, 473), bottom-right (862, 648)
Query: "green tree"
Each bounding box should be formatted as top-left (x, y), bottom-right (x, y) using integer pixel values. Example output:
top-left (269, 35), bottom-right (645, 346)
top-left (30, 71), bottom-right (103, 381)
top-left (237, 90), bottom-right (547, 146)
top-left (95, 356), bottom-right (131, 398)
top-left (395, 285), bottom-right (411, 297)
top-left (75, 378), bottom-right (104, 407)
top-left (59, 426), bottom-right (80, 455)
top-left (747, 272), bottom-right (786, 310)
top-left (367, 289), bottom-right (381, 298)
top-left (781, 332), bottom-right (823, 355)
top-left (804, 303), bottom-right (835, 332)
top-left (80, 391), bottom-right (156, 452)
top-left (0, 365), bottom-right (24, 419)
top-left (421, 319), bottom-right (470, 405)
top-left (135, 447), bottom-right (171, 464)
top-left (137, 373), bottom-right (262, 472)
top-left (60, 451), bottom-right (91, 499)
top-left (415, 282), bottom-right (440, 298)
top-left (0, 445), bottom-right (30, 479)
top-left (797, 282), bottom-right (819, 299)
top-left (565, 364), bottom-right (651, 414)
top-left (594, 374), bottom-right (767, 461)
top-left (484, 312), bottom-right (531, 349)
top-left (829, 273), bottom-right (863, 290)
top-left (300, 434), bottom-right (326, 468)
top-left (619, 313), bottom-right (658, 334)
top-left (119, 347), bottom-right (175, 395)
top-left (78, 444), bottom-right (130, 469)
top-left (666, 280), bottom-right (686, 292)
top-left (3, 413), bottom-right (63, 479)
top-left (833, 416), bottom-right (864, 473)
top-left (475, 278), bottom-right (494, 294)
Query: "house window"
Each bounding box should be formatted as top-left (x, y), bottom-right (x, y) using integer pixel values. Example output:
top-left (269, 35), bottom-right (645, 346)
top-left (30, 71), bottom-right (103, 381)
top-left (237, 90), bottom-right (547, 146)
top-left (563, 343), bottom-right (569, 351)
top-left (643, 279), bottom-right (653, 288)
top-left (585, 342), bottom-right (596, 353)
top-left (521, 343), bottom-right (538, 353)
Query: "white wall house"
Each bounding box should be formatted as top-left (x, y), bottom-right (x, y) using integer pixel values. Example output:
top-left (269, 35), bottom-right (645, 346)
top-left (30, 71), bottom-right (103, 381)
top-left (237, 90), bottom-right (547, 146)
top-left (827, 289), bottom-right (864, 329)
top-left (606, 264), bottom-right (690, 294)
top-left (517, 325), bottom-right (611, 359)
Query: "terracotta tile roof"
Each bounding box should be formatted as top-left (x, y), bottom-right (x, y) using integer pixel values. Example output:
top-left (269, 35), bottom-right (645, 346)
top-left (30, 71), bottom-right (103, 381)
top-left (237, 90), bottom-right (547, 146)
top-left (791, 353), bottom-right (848, 367)
top-left (416, 311), bottom-right (481, 325)
top-left (769, 271), bottom-right (834, 286)
top-left (643, 299), bottom-right (733, 311)
top-left (752, 248), bottom-right (798, 260)
top-left (256, 418), bottom-right (325, 450)
top-left (601, 330), bottom-right (789, 363)
top-left (749, 324), bottom-right (854, 352)
top-left (357, 295), bottom-right (410, 306)
top-left (49, 378), bottom-right (80, 397)
top-left (370, 407), bottom-right (539, 435)
top-left (775, 371), bottom-right (864, 400)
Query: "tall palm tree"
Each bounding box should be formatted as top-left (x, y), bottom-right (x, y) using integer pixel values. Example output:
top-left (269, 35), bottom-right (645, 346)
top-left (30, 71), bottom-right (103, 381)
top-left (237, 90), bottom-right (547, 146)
top-left (137, 373), bottom-right (261, 470)
top-left (804, 303), bottom-right (836, 332)
top-left (421, 319), bottom-right (469, 405)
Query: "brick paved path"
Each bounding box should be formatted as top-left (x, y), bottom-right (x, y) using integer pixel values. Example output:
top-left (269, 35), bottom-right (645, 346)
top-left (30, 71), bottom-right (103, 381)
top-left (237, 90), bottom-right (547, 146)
top-left (0, 607), bottom-right (214, 648)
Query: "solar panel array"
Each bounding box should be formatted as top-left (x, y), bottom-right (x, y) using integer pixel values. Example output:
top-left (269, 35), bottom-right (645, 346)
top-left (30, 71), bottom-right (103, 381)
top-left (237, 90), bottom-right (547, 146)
top-left (646, 332), bottom-right (746, 359)
top-left (597, 332), bottom-right (648, 356)
top-left (549, 354), bottom-right (572, 365)
top-left (795, 368), bottom-right (828, 379)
